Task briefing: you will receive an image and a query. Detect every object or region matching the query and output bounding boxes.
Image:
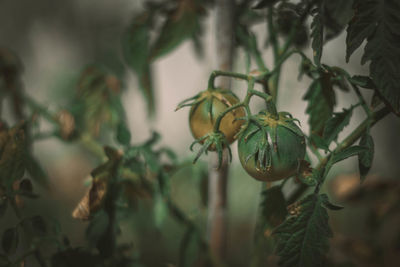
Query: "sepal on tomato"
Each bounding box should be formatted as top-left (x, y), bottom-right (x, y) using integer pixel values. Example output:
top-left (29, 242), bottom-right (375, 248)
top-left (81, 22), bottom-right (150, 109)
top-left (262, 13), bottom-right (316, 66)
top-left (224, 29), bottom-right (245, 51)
top-left (190, 130), bottom-right (232, 169)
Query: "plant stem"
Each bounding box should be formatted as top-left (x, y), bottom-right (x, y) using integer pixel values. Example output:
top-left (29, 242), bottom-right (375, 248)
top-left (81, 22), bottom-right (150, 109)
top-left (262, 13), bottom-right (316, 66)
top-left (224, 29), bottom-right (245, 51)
top-left (267, 8), bottom-right (280, 102)
top-left (287, 107), bottom-right (391, 204)
top-left (208, 0), bottom-right (235, 262)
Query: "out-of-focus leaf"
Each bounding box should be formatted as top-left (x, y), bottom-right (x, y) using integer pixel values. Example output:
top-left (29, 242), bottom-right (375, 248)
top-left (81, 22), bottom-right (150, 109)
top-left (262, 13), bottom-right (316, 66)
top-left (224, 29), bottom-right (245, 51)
top-left (311, 6), bottom-right (323, 65)
top-left (310, 134), bottom-right (329, 151)
top-left (122, 12), bottom-right (155, 115)
top-left (150, 0), bottom-right (205, 61)
top-left (323, 107), bottom-right (353, 144)
top-left (346, 0), bottom-right (400, 116)
top-left (116, 122), bottom-right (131, 146)
top-left (73, 66), bottom-right (122, 136)
top-left (323, 0), bottom-right (353, 41)
top-left (332, 146), bottom-right (368, 164)
top-left (0, 123), bottom-right (26, 188)
top-left (358, 133), bottom-right (374, 182)
top-left (260, 186), bottom-right (287, 228)
top-left (303, 72), bottom-right (336, 135)
top-left (1, 228), bottom-right (18, 255)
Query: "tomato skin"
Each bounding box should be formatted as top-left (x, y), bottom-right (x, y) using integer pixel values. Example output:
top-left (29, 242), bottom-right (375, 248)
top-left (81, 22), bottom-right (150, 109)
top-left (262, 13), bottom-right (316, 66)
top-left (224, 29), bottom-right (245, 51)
top-left (189, 90), bottom-right (245, 144)
top-left (238, 115), bottom-right (306, 181)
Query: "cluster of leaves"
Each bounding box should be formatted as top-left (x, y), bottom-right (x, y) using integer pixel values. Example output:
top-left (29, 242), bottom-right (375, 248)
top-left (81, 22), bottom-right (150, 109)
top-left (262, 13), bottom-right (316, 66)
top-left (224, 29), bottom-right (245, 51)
top-left (122, 0), bottom-right (210, 115)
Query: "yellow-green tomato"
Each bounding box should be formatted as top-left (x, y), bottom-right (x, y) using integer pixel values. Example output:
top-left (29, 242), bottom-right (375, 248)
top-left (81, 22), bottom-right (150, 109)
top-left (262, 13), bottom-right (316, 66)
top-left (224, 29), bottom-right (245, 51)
top-left (189, 89), bottom-right (245, 145)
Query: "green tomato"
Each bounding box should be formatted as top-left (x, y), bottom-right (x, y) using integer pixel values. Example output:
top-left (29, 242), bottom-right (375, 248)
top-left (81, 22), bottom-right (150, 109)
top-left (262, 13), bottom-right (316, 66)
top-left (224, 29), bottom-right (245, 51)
top-left (238, 111), bottom-right (306, 181)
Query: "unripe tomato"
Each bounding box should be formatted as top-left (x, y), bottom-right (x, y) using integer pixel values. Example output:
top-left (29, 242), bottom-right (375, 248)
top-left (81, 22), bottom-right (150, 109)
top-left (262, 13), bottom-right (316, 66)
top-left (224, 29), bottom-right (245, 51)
top-left (189, 89), bottom-right (245, 144)
top-left (238, 111), bottom-right (306, 181)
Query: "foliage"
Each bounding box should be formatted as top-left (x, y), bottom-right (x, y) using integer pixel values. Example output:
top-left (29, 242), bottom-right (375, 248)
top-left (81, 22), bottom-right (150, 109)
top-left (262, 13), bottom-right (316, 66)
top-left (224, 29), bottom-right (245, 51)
top-left (0, 0), bottom-right (399, 266)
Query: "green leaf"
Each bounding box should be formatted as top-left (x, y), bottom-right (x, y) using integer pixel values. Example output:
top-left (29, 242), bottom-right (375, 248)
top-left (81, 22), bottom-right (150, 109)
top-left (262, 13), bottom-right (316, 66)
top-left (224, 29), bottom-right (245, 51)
top-left (1, 228), bottom-right (18, 255)
top-left (332, 146), bottom-right (368, 164)
top-left (116, 122), bottom-right (131, 146)
top-left (323, 0), bottom-right (354, 41)
top-left (346, 0), bottom-right (400, 115)
top-left (274, 194), bottom-right (332, 267)
top-left (303, 74), bottom-right (336, 135)
top-left (150, 1), bottom-right (204, 60)
top-left (323, 107), bottom-right (353, 144)
top-left (122, 13), bottom-right (155, 115)
top-left (260, 186), bottom-right (288, 228)
top-left (320, 194), bottom-right (344, 210)
top-left (310, 134), bottom-right (330, 151)
top-left (348, 75), bottom-right (375, 89)
top-left (358, 133), bottom-right (374, 182)
top-left (311, 7), bottom-right (324, 65)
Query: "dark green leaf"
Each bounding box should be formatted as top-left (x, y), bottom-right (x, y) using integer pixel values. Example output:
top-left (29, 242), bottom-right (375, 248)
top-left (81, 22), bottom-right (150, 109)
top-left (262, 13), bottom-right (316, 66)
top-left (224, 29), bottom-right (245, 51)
top-left (2, 228), bottom-right (18, 255)
top-left (274, 194), bottom-right (332, 267)
top-left (260, 186), bottom-right (288, 228)
top-left (311, 7), bottom-right (323, 65)
top-left (323, 107), bottom-right (353, 144)
top-left (370, 91), bottom-right (382, 109)
top-left (346, 0), bottom-right (400, 114)
top-left (332, 146), bottom-right (368, 164)
top-left (122, 13), bottom-right (154, 115)
top-left (323, 0), bottom-right (354, 41)
top-left (320, 194), bottom-right (344, 210)
top-left (303, 74), bottom-right (336, 135)
top-left (348, 75), bottom-right (375, 89)
top-left (116, 122), bottom-right (131, 146)
top-left (310, 134), bottom-right (329, 151)
top-left (358, 133), bottom-right (374, 182)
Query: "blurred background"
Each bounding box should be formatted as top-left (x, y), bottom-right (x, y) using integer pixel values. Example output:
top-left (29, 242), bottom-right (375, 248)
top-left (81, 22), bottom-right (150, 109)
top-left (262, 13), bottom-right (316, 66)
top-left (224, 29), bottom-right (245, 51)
top-left (1, 0), bottom-right (400, 266)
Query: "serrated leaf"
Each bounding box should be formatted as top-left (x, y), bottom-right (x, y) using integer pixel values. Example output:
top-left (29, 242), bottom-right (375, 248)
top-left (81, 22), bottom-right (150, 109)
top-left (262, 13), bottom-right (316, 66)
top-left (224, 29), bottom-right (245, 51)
top-left (346, 0), bottom-right (400, 115)
top-left (116, 122), bottom-right (131, 146)
top-left (311, 8), bottom-right (323, 65)
top-left (358, 133), bottom-right (374, 182)
top-left (320, 194), bottom-right (344, 210)
top-left (274, 194), bottom-right (332, 267)
top-left (2, 228), bottom-right (18, 255)
top-left (323, 107), bottom-right (353, 144)
top-left (303, 74), bottom-right (336, 135)
top-left (332, 146), bottom-right (368, 164)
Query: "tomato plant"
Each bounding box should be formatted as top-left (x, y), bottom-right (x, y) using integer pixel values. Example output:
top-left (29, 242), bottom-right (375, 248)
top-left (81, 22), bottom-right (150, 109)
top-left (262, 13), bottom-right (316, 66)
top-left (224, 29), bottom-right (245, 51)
top-left (1, 0), bottom-right (400, 267)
